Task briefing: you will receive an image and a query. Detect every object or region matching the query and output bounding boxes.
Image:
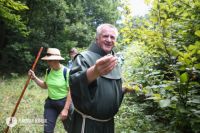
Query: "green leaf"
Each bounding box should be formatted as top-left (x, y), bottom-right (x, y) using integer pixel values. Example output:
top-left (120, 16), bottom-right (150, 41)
top-left (195, 41), bottom-right (200, 46)
top-left (195, 30), bottom-right (200, 37)
top-left (188, 44), bottom-right (196, 51)
top-left (188, 99), bottom-right (200, 104)
top-left (194, 63), bottom-right (200, 69)
top-left (185, 59), bottom-right (192, 65)
top-left (146, 93), bottom-right (161, 101)
top-left (159, 99), bottom-right (171, 108)
top-left (180, 72), bottom-right (188, 83)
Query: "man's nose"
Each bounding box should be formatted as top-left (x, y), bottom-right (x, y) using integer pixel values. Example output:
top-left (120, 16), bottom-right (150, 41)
top-left (107, 36), bottom-right (112, 42)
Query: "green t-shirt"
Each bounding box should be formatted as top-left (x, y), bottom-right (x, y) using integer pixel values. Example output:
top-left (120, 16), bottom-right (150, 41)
top-left (45, 66), bottom-right (69, 100)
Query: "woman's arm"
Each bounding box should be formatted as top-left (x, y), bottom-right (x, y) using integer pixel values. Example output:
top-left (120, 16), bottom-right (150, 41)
top-left (60, 90), bottom-right (72, 120)
top-left (28, 69), bottom-right (47, 89)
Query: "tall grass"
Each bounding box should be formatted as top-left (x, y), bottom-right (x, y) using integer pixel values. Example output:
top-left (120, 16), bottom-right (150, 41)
top-left (0, 75), bottom-right (66, 133)
top-left (0, 75), bottom-right (159, 133)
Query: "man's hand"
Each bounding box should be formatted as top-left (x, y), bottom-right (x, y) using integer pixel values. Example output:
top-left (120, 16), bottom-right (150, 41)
top-left (87, 54), bottom-right (118, 83)
top-left (94, 54), bottom-right (117, 76)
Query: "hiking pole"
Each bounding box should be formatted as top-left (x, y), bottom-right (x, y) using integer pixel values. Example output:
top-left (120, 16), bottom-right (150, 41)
top-left (4, 47), bottom-right (43, 133)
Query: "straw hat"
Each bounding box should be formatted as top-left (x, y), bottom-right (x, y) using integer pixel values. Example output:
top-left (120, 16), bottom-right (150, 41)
top-left (41, 48), bottom-right (65, 60)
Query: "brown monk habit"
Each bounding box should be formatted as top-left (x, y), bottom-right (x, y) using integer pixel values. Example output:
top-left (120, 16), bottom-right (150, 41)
top-left (69, 43), bottom-right (124, 133)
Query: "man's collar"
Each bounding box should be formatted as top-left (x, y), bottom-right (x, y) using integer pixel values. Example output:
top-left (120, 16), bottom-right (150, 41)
top-left (88, 42), bottom-right (113, 56)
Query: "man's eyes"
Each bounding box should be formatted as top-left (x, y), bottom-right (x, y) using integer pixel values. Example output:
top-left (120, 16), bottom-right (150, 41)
top-left (103, 35), bottom-right (115, 39)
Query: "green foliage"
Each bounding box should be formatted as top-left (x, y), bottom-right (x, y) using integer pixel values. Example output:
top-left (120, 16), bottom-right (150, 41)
top-left (0, 0), bottom-right (29, 36)
top-left (118, 0), bottom-right (200, 132)
top-left (0, 0), bottom-right (120, 74)
top-left (116, 94), bottom-right (169, 132)
top-left (0, 42), bottom-right (34, 73)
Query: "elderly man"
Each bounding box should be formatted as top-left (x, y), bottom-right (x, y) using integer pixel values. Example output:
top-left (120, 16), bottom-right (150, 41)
top-left (69, 23), bottom-right (123, 133)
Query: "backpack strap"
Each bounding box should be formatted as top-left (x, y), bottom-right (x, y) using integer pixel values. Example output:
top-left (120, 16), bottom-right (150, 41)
top-left (63, 66), bottom-right (70, 87)
top-left (63, 67), bottom-right (67, 81)
top-left (47, 68), bottom-right (51, 75)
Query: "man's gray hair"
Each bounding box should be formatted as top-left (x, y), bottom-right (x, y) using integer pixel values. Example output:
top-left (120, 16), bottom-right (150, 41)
top-left (70, 48), bottom-right (78, 54)
top-left (96, 23), bottom-right (118, 38)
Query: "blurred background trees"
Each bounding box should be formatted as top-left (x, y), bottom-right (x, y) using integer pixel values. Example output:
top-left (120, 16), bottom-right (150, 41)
top-left (0, 0), bottom-right (120, 73)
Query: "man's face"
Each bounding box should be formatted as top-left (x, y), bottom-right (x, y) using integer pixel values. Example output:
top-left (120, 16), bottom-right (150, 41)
top-left (70, 52), bottom-right (76, 59)
top-left (96, 27), bottom-right (117, 54)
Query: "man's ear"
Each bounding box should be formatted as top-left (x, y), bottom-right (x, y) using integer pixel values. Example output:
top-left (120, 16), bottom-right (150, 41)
top-left (96, 36), bottom-right (100, 43)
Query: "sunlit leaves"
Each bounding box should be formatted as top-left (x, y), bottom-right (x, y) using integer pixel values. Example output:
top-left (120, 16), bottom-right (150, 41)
top-left (195, 30), bottom-right (200, 37)
top-left (119, 0), bottom-right (200, 132)
top-left (147, 93), bottom-right (161, 101)
top-left (0, 0), bottom-right (29, 36)
top-left (159, 99), bottom-right (171, 108)
top-left (4, 0), bottom-right (29, 11)
top-left (180, 72), bottom-right (189, 83)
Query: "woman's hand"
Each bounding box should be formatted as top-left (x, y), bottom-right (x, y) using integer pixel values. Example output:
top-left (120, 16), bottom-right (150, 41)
top-left (28, 69), bottom-right (47, 89)
top-left (28, 69), bottom-right (36, 80)
top-left (60, 109), bottom-right (68, 121)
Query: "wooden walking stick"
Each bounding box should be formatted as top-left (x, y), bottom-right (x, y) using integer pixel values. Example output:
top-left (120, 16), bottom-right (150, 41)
top-left (4, 47), bottom-right (43, 133)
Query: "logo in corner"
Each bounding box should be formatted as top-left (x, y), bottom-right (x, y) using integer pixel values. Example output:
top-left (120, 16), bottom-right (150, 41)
top-left (6, 117), bottom-right (17, 127)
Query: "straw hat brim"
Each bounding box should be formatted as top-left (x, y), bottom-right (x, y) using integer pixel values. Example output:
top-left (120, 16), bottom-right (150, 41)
top-left (41, 55), bottom-right (65, 60)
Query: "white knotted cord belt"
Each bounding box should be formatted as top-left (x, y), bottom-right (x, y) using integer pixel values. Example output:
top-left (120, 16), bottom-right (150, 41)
top-left (74, 107), bottom-right (112, 133)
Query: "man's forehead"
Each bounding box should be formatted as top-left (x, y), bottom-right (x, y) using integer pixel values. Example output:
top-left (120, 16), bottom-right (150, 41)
top-left (101, 28), bottom-right (117, 36)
